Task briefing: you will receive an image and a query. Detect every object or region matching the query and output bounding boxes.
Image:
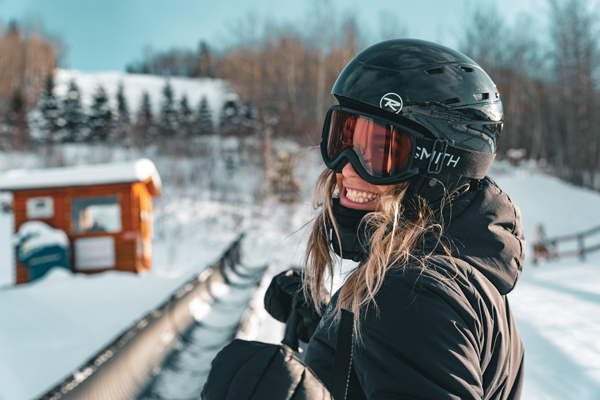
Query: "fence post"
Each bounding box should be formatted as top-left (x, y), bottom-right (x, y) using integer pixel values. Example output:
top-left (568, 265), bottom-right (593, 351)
top-left (578, 234), bottom-right (585, 260)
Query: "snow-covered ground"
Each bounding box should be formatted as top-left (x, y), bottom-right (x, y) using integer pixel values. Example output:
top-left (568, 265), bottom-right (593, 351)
top-left (0, 146), bottom-right (599, 399)
top-left (492, 165), bottom-right (600, 400)
top-left (0, 139), bottom-right (319, 399)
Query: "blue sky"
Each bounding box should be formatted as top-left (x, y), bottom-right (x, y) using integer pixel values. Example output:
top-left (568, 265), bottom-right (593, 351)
top-left (0, 0), bottom-right (548, 72)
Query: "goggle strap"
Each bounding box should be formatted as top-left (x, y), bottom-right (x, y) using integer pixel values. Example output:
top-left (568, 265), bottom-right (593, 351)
top-left (412, 137), bottom-right (496, 180)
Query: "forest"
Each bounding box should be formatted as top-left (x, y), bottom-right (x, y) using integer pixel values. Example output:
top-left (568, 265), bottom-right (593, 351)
top-left (0, 0), bottom-right (598, 189)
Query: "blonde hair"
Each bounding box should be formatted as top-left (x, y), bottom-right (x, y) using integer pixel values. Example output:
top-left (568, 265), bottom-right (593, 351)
top-left (303, 169), bottom-right (459, 337)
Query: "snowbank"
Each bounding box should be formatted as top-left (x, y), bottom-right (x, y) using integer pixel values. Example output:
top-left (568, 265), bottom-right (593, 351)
top-left (16, 221), bottom-right (69, 259)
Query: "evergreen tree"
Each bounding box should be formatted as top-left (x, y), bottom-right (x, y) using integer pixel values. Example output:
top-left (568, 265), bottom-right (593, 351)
top-left (116, 82), bottom-right (130, 122)
top-left (115, 82), bottom-right (131, 143)
top-left (241, 101), bottom-right (261, 135)
top-left (0, 105), bottom-right (12, 151)
top-left (219, 96), bottom-right (241, 136)
top-left (178, 94), bottom-right (195, 137)
top-left (89, 85), bottom-right (113, 142)
top-left (159, 80), bottom-right (179, 137)
top-left (2, 90), bottom-right (28, 151)
top-left (219, 96), bottom-right (260, 136)
top-left (38, 75), bottom-right (61, 143)
top-left (134, 91), bottom-right (155, 144)
top-left (197, 95), bottom-right (214, 135)
top-left (13, 90), bottom-right (27, 149)
top-left (57, 79), bottom-right (88, 142)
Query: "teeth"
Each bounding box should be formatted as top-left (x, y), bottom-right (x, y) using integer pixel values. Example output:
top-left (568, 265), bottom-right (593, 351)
top-left (345, 189), bottom-right (380, 203)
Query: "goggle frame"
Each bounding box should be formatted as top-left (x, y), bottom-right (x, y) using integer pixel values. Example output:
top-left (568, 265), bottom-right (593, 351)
top-left (320, 105), bottom-right (424, 185)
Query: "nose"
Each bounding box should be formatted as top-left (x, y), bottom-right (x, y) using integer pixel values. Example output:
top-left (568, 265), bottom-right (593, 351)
top-left (342, 162), bottom-right (359, 178)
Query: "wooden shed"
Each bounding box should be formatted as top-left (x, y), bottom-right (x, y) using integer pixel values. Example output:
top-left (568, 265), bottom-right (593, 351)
top-left (0, 159), bottom-right (161, 284)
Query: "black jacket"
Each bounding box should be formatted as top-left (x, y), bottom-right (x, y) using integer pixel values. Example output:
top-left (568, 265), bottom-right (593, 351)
top-left (304, 177), bottom-right (525, 400)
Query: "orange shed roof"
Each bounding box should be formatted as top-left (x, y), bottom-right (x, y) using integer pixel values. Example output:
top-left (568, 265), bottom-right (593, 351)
top-left (0, 159), bottom-right (161, 195)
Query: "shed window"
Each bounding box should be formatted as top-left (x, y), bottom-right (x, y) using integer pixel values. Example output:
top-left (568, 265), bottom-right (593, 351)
top-left (26, 197), bottom-right (54, 219)
top-left (71, 195), bottom-right (121, 233)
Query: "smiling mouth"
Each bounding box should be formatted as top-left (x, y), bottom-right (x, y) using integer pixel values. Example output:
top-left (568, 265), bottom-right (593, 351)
top-left (345, 188), bottom-right (380, 203)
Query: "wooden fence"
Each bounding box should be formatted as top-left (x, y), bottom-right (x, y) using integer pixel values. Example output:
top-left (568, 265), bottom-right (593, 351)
top-left (533, 225), bottom-right (600, 264)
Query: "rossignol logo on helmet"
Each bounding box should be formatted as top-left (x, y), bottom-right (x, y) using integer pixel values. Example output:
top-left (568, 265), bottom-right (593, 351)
top-left (415, 146), bottom-right (461, 167)
top-left (380, 93), bottom-right (403, 114)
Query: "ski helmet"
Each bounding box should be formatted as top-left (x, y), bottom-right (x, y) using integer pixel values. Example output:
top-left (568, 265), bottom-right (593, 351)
top-left (320, 39), bottom-right (502, 185)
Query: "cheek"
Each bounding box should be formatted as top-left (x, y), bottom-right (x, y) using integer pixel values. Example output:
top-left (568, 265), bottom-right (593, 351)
top-left (336, 173), bottom-right (344, 192)
top-left (379, 185), bottom-right (394, 196)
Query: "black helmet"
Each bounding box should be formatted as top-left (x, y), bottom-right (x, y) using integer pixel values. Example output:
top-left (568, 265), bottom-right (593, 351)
top-left (321, 39), bottom-right (502, 186)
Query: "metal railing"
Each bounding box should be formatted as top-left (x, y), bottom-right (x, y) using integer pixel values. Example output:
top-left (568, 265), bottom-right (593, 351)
top-left (37, 234), bottom-right (267, 400)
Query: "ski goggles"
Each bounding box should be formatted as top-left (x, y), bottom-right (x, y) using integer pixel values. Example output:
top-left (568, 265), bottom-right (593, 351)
top-left (320, 106), bottom-right (496, 184)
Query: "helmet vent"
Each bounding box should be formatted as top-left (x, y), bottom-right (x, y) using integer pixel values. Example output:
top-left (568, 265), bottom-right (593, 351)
top-left (460, 66), bottom-right (474, 72)
top-left (474, 93), bottom-right (490, 101)
top-left (425, 68), bottom-right (443, 75)
top-left (444, 97), bottom-right (460, 105)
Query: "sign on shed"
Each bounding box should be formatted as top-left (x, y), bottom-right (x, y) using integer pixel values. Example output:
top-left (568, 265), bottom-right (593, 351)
top-left (0, 159), bottom-right (162, 285)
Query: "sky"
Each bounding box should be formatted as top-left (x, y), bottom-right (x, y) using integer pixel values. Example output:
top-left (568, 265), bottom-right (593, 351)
top-left (0, 0), bottom-right (549, 72)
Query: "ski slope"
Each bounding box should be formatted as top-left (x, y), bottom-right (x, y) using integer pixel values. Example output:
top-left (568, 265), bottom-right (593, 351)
top-left (0, 156), bottom-right (599, 399)
top-left (492, 165), bottom-right (600, 400)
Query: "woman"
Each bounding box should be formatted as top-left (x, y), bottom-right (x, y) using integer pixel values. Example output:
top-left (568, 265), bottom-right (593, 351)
top-left (203, 39), bottom-right (525, 400)
top-left (293, 39), bottom-right (525, 400)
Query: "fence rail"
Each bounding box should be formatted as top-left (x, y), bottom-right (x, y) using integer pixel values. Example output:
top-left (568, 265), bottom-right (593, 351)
top-left (37, 233), bottom-right (266, 400)
top-left (533, 224), bottom-right (600, 264)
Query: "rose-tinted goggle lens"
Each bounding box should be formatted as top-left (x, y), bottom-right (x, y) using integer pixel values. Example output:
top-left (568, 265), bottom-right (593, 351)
top-left (326, 109), bottom-right (412, 177)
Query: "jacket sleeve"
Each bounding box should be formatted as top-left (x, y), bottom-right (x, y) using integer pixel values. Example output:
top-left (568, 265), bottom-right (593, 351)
top-left (353, 270), bottom-right (484, 400)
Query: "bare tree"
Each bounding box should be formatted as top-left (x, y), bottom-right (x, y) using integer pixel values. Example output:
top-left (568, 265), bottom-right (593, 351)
top-left (547, 0), bottom-right (600, 186)
top-left (0, 22), bottom-right (57, 109)
top-left (306, 0), bottom-right (337, 130)
top-left (459, 4), bottom-right (547, 162)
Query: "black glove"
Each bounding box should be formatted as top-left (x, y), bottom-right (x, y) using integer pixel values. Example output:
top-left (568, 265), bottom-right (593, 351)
top-left (201, 339), bottom-right (333, 400)
top-left (264, 269), bottom-right (330, 349)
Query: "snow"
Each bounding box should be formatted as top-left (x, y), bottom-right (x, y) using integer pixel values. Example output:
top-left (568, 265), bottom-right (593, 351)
top-left (139, 259), bottom-right (269, 399)
top-left (0, 232), bottom-right (239, 399)
top-left (54, 69), bottom-right (233, 126)
top-left (490, 163), bottom-right (600, 399)
top-left (0, 140), bottom-right (316, 399)
top-left (0, 158), bottom-right (161, 192)
top-left (16, 221), bottom-right (69, 260)
top-left (0, 147), bottom-right (599, 399)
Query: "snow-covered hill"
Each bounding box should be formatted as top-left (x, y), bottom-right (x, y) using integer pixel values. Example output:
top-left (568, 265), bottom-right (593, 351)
top-left (53, 69), bottom-right (233, 126)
